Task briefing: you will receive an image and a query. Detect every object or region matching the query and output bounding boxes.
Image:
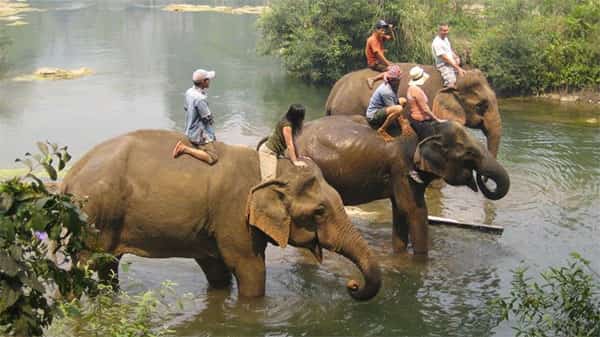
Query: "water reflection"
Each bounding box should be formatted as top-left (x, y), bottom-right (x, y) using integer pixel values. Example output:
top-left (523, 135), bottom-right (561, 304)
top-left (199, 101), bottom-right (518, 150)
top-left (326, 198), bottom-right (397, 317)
top-left (1, 2), bottom-right (599, 337)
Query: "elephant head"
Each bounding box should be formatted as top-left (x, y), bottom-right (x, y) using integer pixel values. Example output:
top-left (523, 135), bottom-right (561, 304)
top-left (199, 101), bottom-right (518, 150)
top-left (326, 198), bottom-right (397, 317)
top-left (414, 121), bottom-right (509, 200)
top-left (247, 161), bottom-right (381, 301)
top-left (432, 70), bottom-right (502, 158)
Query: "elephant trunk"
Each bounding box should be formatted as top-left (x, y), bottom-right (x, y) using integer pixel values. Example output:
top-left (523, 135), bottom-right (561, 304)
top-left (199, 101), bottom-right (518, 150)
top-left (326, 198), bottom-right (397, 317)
top-left (475, 154), bottom-right (510, 200)
top-left (483, 97), bottom-right (502, 158)
top-left (328, 221), bottom-right (381, 301)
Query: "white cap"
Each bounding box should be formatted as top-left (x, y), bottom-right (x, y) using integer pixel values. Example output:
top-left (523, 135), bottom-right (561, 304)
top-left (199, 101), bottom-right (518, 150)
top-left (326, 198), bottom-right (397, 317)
top-left (192, 69), bottom-right (216, 82)
top-left (408, 66), bottom-right (429, 86)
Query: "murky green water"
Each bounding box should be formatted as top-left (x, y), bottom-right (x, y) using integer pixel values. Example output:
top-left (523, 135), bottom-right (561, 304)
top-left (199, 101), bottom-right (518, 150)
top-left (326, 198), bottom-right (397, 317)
top-left (1, 2), bottom-right (599, 336)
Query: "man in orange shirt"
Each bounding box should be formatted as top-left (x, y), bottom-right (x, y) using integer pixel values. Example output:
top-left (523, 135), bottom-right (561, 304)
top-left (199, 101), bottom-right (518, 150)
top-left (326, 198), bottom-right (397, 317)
top-left (366, 20), bottom-right (395, 89)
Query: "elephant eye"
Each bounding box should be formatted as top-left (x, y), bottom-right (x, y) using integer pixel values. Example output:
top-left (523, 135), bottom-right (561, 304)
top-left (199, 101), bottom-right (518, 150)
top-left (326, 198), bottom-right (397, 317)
top-left (476, 101), bottom-right (488, 114)
top-left (314, 205), bottom-right (326, 218)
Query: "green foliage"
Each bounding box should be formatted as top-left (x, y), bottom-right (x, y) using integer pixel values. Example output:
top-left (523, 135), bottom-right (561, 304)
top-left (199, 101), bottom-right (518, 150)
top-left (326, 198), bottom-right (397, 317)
top-left (0, 142), bottom-right (103, 336)
top-left (46, 281), bottom-right (187, 337)
top-left (258, 0), bottom-right (376, 83)
top-left (259, 0), bottom-right (600, 95)
top-left (473, 0), bottom-right (600, 95)
top-left (491, 253), bottom-right (600, 337)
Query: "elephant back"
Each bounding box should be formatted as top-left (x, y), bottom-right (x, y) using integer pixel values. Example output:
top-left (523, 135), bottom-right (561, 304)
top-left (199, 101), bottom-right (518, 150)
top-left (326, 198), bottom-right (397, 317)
top-left (61, 130), bottom-right (262, 221)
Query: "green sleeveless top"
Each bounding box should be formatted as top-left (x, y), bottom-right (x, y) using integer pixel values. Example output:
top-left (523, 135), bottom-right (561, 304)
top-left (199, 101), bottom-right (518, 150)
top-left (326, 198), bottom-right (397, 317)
top-left (265, 120), bottom-right (292, 156)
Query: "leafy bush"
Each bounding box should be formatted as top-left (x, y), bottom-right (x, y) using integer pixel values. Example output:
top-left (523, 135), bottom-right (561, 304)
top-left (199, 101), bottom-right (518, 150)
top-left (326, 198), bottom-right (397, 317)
top-left (45, 281), bottom-right (187, 337)
top-left (258, 0), bottom-right (376, 83)
top-left (259, 0), bottom-right (599, 95)
top-left (491, 253), bottom-right (600, 337)
top-left (0, 143), bottom-right (103, 336)
top-left (473, 0), bottom-right (600, 95)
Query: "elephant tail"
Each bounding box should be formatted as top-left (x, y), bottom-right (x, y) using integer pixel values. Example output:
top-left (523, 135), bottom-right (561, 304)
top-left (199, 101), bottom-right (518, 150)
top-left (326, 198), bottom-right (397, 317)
top-left (256, 136), bottom-right (269, 151)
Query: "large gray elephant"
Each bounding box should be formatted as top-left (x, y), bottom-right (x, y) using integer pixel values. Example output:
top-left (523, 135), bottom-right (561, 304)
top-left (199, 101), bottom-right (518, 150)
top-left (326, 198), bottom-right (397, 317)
top-left (325, 64), bottom-right (502, 158)
top-left (60, 130), bottom-right (381, 301)
top-left (295, 116), bottom-right (509, 255)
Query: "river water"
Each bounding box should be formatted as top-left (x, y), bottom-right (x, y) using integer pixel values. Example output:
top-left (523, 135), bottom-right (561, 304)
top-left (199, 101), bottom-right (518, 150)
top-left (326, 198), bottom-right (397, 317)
top-left (1, 1), bottom-right (599, 336)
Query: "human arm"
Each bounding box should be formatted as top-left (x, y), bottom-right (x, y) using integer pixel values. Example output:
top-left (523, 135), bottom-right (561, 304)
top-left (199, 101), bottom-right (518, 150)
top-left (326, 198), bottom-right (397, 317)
top-left (374, 49), bottom-right (393, 67)
top-left (283, 126), bottom-right (306, 167)
top-left (414, 87), bottom-right (443, 122)
top-left (440, 53), bottom-right (465, 76)
top-left (196, 99), bottom-right (213, 124)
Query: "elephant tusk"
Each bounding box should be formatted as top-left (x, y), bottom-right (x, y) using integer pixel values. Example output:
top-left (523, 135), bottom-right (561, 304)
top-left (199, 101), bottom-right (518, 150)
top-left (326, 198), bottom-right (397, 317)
top-left (346, 279), bottom-right (360, 291)
top-left (467, 173), bottom-right (478, 192)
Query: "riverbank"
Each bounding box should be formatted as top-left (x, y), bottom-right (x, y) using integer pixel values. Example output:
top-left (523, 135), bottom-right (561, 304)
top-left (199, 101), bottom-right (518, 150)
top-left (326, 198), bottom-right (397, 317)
top-left (536, 89), bottom-right (600, 105)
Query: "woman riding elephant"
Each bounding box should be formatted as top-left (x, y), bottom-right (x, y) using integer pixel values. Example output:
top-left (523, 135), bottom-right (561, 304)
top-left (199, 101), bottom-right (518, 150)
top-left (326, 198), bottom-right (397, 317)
top-left (325, 63), bottom-right (502, 158)
top-left (258, 104), bottom-right (308, 181)
top-left (60, 130), bottom-right (381, 301)
top-left (296, 117), bottom-right (509, 255)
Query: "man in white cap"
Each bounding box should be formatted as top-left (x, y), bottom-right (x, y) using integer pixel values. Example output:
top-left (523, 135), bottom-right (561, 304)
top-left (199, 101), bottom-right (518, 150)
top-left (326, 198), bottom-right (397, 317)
top-left (172, 69), bottom-right (218, 164)
top-left (431, 23), bottom-right (465, 88)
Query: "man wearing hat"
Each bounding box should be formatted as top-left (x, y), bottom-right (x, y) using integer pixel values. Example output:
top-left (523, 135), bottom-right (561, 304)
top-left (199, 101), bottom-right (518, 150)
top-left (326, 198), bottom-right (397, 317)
top-left (365, 65), bottom-right (407, 142)
top-left (365, 19), bottom-right (395, 89)
top-left (431, 23), bottom-right (465, 87)
top-left (172, 69), bottom-right (219, 165)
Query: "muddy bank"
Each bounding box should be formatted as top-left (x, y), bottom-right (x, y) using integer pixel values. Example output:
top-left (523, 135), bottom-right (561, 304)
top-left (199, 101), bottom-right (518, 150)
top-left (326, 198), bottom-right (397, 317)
top-left (13, 67), bottom-right (93, 81)
top-left (163, 4), bottom-right (269, 15)
top-left (536, 89), bottom-right (600, 105)
top-left (0, 0), bottom-right (41, 26)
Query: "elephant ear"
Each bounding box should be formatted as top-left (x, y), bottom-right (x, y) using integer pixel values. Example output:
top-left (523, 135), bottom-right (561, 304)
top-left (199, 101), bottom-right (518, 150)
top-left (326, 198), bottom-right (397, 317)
top-left (414, 135), bottom-right (446, 177)
top-left (432, 90), bottom-right (466, 125)
top-left (246, 180), bottom-right (291, 248)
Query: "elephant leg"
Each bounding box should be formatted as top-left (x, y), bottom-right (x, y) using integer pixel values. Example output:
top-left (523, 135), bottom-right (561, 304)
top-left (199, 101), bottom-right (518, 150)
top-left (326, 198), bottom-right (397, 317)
top-left (230, 256), bottom-right (266, 298)
top-left (391, 198), bottom-right (409, 253)
top-left (195, 257), bottom-right (232, 289)
top-left (97, 254), bottom-right (122, 289)
top-left (392, 177), bottom-right (429, 255)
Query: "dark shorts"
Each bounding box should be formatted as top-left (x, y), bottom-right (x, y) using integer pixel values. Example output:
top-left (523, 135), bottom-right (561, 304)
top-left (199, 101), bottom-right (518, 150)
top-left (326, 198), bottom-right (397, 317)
top-left (190, 141), bottom-right (219, 165)
top-left (367, 108), bottom-right (388, 129)
top-left (368, 62), bottom-right (388, 72)
top-left (409, 117), bottom-right (435, 139)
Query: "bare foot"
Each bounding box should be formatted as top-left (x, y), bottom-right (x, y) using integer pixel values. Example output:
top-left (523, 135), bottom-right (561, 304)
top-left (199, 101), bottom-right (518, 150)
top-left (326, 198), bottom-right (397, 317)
top-left (367, 78), bottom-right (375, 89)
top-left (172, 141), bottom-right (183, 158)
top-left (377, 129), bottom-right (395, 142)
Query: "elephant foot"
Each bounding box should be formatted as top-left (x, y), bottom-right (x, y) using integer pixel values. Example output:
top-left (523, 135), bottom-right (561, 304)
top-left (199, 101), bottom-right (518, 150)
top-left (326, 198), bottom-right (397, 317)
top-left (392, 236), bottom-right (408, 253)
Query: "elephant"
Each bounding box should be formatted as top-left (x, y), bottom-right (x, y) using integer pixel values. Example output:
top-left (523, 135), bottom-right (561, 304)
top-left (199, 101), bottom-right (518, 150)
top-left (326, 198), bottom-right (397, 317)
top-left (295, 116), bottom-right (510, 255)
top-left (60, 130), bottom-right (381, 301)
top-left (325, 63), bottom-right (502, 158)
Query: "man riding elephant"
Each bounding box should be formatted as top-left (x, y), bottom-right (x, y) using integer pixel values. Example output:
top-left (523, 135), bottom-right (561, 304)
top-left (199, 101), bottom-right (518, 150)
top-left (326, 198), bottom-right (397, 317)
top-left (325, 63), bottom-right (502, 158)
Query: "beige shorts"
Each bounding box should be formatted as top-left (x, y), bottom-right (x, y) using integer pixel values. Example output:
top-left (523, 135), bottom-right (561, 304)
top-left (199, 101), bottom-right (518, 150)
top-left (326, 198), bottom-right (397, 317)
top-left (258, 143), bottom-right (278, 181)
top-left (192, 141), bottom-right (219, 165)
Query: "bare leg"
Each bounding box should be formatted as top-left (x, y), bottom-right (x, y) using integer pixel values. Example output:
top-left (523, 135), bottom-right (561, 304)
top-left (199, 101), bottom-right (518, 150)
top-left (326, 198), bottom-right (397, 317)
top-left (173, 141), bottom-right (213, 163)
top-left (367, 72), bottom-right (387, 89)
top-left (195, 257), bottom-right (232, 289)
top-left (377, 105), bottom-right (405, 142)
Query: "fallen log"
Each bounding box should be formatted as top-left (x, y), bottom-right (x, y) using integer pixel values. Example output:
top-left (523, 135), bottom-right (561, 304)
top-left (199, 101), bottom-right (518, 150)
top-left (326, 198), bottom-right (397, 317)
top-left (428, 215), bottom-right (504, 235)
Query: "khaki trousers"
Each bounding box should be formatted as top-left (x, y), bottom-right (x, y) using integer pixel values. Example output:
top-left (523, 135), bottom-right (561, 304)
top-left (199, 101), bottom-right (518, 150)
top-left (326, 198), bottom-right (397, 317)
top-left (258, 143), bottom-right (278, 181)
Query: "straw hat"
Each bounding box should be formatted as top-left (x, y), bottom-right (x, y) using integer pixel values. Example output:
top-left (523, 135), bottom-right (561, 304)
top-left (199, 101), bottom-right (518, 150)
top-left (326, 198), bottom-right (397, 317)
top-left (408, 66), bottom-right (429, 86)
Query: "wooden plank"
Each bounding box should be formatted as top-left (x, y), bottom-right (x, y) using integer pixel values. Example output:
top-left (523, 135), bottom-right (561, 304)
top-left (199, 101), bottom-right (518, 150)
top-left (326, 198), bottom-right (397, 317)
top-left (428, 215), bottom-right (504, 235)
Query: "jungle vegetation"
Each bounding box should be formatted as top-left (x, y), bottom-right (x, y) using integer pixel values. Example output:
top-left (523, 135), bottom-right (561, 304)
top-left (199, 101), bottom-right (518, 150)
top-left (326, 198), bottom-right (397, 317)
top-left (0, 144), bottom-right (183, 337)
top-left (258, 0), bottom-right (600, 96)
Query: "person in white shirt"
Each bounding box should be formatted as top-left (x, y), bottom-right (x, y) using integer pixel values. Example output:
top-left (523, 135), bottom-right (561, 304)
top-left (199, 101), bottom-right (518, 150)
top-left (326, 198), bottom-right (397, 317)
top-left (431, 23), bottom-right (465, 88)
